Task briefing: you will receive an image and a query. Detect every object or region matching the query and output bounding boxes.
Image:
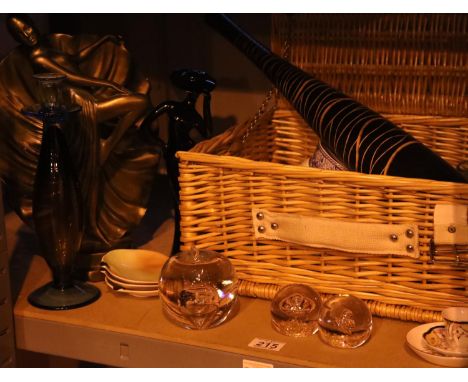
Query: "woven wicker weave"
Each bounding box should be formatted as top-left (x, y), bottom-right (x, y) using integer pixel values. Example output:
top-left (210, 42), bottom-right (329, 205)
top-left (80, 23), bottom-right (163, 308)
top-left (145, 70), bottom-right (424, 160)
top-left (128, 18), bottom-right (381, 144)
top-left (177, 14), bottom-right (468, 323)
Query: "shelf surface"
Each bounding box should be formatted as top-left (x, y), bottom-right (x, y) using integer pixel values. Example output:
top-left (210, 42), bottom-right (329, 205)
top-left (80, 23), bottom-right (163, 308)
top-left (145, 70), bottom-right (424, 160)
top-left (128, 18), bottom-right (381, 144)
top-left (6, 209), bottom-right (437, 367)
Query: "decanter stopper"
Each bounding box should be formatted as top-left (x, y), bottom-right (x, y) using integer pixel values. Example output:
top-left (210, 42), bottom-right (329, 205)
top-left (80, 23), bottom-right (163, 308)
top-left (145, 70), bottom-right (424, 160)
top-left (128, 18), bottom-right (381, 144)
top-left (33, 73), bottom-right (67, 111)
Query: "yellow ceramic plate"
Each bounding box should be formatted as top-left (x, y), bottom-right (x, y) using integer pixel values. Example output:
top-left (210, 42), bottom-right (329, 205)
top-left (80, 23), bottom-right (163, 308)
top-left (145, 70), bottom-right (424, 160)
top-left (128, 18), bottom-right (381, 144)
top-left (104, 277), bottom-right (159, 298)
top-left (100, 265), bottom-right (159, 286)
top-left (101, 249), bottom-right (167, 282)
top-left (102, 270), bottom-right (158, 291)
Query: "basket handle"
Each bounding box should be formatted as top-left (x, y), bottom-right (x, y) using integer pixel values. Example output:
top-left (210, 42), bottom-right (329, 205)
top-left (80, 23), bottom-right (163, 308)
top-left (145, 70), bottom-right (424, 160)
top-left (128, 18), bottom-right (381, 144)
top-left (252, 208), bottom-right (420, 258)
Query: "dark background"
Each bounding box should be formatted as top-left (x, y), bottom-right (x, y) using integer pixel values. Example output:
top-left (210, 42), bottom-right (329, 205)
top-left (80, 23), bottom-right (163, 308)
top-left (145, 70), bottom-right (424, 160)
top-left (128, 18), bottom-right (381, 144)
top-left (1, 14), bottom-right (272, 132)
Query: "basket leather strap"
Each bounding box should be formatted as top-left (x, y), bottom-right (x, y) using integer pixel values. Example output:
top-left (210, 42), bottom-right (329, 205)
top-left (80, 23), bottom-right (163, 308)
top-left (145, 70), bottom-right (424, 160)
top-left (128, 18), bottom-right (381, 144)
top-left (433, 204), bottom-right (468, 245)
top-left (252, 208), bottom-right (420, 258)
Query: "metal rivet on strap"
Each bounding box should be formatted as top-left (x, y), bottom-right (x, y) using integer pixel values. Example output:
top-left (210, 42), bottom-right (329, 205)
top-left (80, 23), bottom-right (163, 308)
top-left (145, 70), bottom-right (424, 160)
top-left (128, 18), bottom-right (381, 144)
top-left (258, 225), bottom-right (266, 233)
top-left (256, 212), bottom-right (264, 220)
top-left (271, 222), bottom-right (279, 230)
top-left (390, 234), bottom-right (398, 242)
top-left (406, 245), bottom-right (414, 252)
top-left (406, 229), bottom-right (414, 238)
top-left (448, 225), bottom-right (457, 233)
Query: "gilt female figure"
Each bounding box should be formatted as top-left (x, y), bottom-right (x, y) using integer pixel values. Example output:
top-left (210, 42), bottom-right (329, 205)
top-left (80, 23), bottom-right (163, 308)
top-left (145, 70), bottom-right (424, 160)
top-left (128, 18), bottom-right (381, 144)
top-left (0, 15), bottom-right (160, 255)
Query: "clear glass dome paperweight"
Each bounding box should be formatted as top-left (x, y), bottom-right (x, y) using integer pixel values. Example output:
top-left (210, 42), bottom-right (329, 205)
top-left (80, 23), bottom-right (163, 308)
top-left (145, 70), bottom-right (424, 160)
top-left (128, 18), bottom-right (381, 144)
top-left (271, 284), bottom-right (322, 337)
top-left (318, 294), bottom-right (373, 348)
top-left (159, 246), bottom-right (238, 330)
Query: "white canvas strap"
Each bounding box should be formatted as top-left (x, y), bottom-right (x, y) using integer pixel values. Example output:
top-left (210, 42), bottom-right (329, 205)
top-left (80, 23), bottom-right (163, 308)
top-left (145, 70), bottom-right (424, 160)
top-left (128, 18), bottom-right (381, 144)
top-left (252, 208), bottom-right (420, 258)
top-left (433, 204), bottom-right (468, 245)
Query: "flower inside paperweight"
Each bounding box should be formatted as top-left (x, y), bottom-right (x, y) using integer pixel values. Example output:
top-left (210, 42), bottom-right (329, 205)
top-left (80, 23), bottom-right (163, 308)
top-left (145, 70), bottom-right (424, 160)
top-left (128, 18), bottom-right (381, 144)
top-left (318, 294), bottom-right (372, 348)
top-left (271, 284), bottom-right (322, 337)
top-left (159, 246), bottom-right (238, 330)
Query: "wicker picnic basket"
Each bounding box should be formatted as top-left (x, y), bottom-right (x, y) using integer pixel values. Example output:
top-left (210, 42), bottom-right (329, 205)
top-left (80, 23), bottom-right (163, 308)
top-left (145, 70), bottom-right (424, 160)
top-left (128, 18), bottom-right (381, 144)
top-left (177, 14), bottom-right (468, 323)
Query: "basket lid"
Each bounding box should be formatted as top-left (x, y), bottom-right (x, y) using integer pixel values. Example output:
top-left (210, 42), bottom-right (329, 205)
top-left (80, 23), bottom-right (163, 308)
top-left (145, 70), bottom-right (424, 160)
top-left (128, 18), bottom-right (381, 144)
top-left (272, 14), bottom-right (468, 117)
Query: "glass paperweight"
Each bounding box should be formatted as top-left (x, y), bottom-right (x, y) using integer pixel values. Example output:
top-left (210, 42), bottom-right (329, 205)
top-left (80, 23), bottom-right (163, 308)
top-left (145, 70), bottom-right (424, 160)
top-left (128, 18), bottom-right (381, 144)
top-left (318, 294), bottom-right (372, 348)
top-left (271, 284), bottom-right (322, 337)
top-left (159, 246), bottom-right (238, 330)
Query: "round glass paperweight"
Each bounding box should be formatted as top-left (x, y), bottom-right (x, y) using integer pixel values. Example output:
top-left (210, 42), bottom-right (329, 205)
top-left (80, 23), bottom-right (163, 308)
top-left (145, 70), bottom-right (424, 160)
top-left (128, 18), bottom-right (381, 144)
top-left (318, 294), bottom-right (373, 348)
top-left (271, 284), bottom-right (322, 337)
top-left (159, 246), bottom-right (238, 330)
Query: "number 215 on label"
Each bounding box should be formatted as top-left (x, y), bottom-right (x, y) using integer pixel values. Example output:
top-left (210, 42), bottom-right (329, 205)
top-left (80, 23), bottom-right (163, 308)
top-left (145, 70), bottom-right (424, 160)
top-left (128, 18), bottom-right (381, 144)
top-left (248, 338), bottom-right (286, 351)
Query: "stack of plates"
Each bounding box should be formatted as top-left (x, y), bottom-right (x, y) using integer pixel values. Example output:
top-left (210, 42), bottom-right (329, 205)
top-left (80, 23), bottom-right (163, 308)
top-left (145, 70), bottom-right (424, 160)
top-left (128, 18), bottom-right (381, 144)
top-left (406, 322), bottom-right (468, 367)
top-left (100, 249), bottom-right (167, 298)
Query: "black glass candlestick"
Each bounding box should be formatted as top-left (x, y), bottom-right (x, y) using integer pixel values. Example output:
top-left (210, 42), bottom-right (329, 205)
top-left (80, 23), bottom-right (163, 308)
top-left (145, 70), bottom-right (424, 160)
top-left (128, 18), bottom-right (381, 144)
top-left (23, 73), bottom-right (100, 310)
top-left (141, 69), bottom-right (216, 255)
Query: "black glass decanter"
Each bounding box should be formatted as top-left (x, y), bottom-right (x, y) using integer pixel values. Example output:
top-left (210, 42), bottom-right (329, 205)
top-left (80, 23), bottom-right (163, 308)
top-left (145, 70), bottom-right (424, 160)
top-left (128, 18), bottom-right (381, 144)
top-left (140, 69), bottom-right (216, 254)
top-left (23, 73), bottom-right (100, 310)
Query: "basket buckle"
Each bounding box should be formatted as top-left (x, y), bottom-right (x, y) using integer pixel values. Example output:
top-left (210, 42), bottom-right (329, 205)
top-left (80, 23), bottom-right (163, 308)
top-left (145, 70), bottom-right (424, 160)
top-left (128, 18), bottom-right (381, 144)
top-left (429, 240), bottom-right (468, 268)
